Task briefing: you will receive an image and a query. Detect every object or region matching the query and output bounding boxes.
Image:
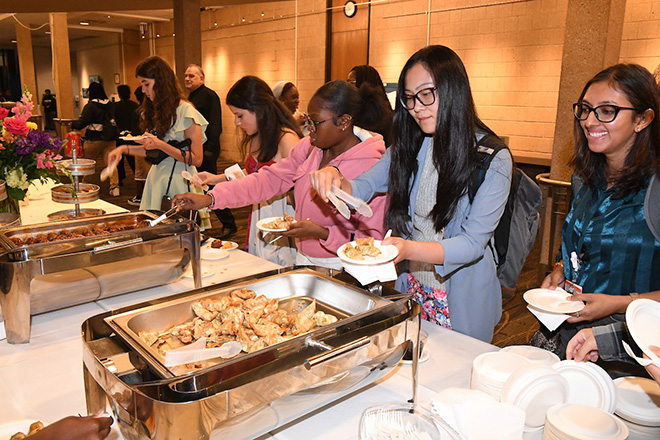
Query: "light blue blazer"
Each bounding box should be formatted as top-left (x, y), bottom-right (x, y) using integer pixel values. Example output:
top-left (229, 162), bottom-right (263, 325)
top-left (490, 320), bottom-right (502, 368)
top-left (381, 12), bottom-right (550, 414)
top-left (351, 136), bottom-right (513, 342)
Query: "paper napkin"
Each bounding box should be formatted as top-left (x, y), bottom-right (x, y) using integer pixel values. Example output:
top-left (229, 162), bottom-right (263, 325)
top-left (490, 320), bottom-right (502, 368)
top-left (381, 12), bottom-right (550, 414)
top-left (431, 387), bottom-right (526, 440)
top-left (342, 261), bottom-right (398, 285)
top-left (527, 306), bottom-right (569, 332)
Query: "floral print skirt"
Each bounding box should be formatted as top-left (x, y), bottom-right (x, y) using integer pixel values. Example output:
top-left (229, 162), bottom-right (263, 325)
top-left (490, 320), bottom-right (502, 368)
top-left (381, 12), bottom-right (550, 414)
top-left (406, 273), bottom-right (452, 329)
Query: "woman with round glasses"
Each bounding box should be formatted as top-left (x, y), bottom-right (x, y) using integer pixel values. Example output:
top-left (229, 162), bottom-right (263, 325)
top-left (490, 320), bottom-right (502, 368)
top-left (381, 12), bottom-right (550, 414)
top-left (541, 63), bottom-right (660, 357)
top-left (173, 80), bottom-right (388, 269)
top-left (310, 45), bottom-right (513, 342)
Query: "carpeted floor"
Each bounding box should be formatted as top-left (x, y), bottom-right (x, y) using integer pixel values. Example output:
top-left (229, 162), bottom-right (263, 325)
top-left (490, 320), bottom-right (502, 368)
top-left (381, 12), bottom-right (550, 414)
top-left (95, 155), bottom-right (542, 348)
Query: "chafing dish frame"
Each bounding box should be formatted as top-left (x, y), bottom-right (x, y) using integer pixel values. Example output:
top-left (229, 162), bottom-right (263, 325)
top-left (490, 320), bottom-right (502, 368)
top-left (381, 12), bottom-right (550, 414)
top-left (0, 211), bottom-right (201, 344)
top-left (82, 267), bottom-right (422, 440)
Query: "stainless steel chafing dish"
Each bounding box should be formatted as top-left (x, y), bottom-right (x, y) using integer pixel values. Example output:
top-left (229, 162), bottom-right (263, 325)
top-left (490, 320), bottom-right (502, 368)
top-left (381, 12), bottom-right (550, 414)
top-left (0, 211), bottom-right (201, 344)
top-left (82, 268), bottom-right (421, 440)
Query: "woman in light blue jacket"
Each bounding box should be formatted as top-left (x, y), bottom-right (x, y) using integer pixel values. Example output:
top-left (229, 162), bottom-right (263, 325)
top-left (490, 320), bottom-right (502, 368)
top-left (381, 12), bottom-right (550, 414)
top-left (310, 46), bottom-right (512, 342)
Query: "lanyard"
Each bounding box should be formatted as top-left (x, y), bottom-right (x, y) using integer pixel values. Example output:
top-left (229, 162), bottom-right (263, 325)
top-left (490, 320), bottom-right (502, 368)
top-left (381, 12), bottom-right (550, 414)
top-left (566, 185), bottom-right (607, 281)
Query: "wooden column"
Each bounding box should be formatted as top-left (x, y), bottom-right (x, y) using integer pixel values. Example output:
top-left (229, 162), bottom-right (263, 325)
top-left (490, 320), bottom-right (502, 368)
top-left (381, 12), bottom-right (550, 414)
top-left (550, 0), bottom-right (627, 181)
top-left (14, 22), bottom-right (38, 113)
top-left (49, 13), bottom-right (75, 119)
top-left (173, 0), bottom-right (201, 87)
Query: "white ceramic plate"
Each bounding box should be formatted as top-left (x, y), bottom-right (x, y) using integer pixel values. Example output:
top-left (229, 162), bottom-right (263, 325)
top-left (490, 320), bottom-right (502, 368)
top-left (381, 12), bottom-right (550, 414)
top-left (256, 216), bottom-right (295, 233)
top-left (337, 240), bottom-right (398, 266)
top-left (0, 419), bottom-right (47, 439)
top-left (207, 240), bottom-right (239, 251)
top-left (201, 247), bottom-right (229, 261)
top-left (553, 360), bottom-right (617, 413)
top-left (626, 299), bottom-right (660, 367)
top-left (523, 288), bottom-right (585, 314)
top-left (614, 376), bottom-right (660, 426)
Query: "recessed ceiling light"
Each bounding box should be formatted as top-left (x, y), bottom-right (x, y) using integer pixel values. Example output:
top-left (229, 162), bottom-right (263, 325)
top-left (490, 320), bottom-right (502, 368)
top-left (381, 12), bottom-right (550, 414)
top-left (241, 17), bottom-right (245, 22)
top-left (172, 33), bottom-right (175, 36)
top-left (261, 12), bottom-right (264, 17)
top-left (11, 39), bottom-right (17, 43)
top-left (107, 15), bottom-right (111, 19)
top-left (80, 21), bottom-right (90, 26)
top-left (156, 34), bottom-right (160, 38)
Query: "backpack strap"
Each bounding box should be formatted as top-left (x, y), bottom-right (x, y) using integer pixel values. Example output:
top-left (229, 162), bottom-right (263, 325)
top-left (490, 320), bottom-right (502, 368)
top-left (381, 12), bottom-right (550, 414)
top-left (467, 134), bottom-right (509, 203)
top-left (645, 174), bottom-right (660, 242)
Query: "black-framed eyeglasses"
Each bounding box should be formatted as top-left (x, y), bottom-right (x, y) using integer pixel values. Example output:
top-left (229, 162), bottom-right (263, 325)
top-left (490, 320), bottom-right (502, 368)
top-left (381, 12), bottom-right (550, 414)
top-left (400, 87), bottom-right (437, 110)
top-left (303, 113), bottom-right (332, 133)
top-left (572, 103), bottom-right (637, 123)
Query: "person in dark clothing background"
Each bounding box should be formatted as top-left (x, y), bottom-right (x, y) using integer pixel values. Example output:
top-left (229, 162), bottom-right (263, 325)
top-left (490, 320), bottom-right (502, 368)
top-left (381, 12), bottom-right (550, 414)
top-left (42, 89), bottom-right (57, 131)
top-left (114, 85), bottom-right (139, 187)
top-left (71, 81), bottom-right (120, 196)
top-left (184, 63), bottom-right (237, 238)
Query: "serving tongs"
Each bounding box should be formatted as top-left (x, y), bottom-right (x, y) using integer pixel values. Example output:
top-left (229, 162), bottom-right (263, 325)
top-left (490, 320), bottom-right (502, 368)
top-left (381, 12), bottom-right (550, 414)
top-left (181, 170), bottom-right (209, 191)
top-left (148, 205), bottom-right (179, 227)
top-left (164, 337), bottom-right (242, 367)
top-left (328, 186), bottom-right (373, 219)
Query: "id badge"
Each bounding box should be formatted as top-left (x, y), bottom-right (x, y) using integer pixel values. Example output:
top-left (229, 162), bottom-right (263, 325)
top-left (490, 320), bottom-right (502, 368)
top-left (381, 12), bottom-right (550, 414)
top-left (564, 279), bottom-right (583, 296)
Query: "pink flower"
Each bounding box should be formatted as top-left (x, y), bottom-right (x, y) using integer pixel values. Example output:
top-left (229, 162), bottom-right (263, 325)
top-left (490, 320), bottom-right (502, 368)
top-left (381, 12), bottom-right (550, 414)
top-left (4, 118), bottom-right (29, 136)
top-left (36, 151), bottom-right (62, 169)
top-left (0, 108), bottom-right (8, 120)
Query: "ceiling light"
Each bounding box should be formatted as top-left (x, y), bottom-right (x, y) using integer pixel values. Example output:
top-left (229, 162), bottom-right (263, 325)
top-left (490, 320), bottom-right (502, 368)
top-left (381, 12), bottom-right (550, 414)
top-left (156, 34), bottom-right (160, 38)
top-left (241, 17), bottom-right (245, 22)
top-left (214, 22), bottom-right (218, 26)
top-left (45, 31), bottom-right (51, 34)
top-left (261, 12), bottom-right (265, 17)
top-left (11, 39), bottom-right (17, 43)
top-left (80, 21), bottom-right (90, 26)
top-left (172, 33), bottom-right (175, 36)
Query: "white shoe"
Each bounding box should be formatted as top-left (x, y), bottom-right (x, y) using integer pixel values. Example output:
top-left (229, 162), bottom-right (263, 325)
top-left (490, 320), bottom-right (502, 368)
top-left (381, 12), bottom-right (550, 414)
top-left (109, 187), bottom-right (120, 197)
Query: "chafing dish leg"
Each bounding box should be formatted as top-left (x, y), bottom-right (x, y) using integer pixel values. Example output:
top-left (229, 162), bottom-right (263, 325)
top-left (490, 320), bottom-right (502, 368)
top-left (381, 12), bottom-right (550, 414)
top-left (1, 280), bottom-right (32, 344)
top-left (83, 362), bottom-right (107, 416)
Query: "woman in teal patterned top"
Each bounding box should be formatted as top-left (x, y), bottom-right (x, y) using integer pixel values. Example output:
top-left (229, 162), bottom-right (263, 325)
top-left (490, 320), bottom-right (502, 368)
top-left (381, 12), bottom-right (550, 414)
top-left (542, 63), bottom-right (660, 356)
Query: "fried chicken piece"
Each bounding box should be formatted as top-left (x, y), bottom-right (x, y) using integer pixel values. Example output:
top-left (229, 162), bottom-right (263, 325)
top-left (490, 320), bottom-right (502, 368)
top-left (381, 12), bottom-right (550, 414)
top-left (28, 421), bottom-right (45, 435)
top-left (355, 237), bottom-right (375, 246)
top-left (343, 243), bottom-right (364, 260)
top-left (231, 288), bottom-right (256, 300)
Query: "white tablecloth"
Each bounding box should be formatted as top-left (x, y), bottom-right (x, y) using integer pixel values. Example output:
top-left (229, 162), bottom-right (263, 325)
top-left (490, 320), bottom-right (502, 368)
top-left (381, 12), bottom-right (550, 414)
top-left (19, 179), bottom-right (127, 225)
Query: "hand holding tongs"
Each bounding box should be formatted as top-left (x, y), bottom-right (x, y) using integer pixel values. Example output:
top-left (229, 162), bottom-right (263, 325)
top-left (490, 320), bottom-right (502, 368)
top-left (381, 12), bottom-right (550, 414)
top-left (328, 186), bottom-right (373, 219)
top-left (149, 204), bottom-right (179, 227)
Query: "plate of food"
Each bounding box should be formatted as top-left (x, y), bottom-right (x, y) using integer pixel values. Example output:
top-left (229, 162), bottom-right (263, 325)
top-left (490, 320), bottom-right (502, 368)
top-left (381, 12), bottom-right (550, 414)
top-left (0, 419), bottom-right (46, 439)
top-left (523, 288), bottom-right (585, 314)
top-left (119, 134), bottom-right (151, 141)
top-left (208, 239), bottom-right (239, 250)
top-left (337, 237), bottom-right (398, 265)
top-left (256, 214), bottom-right (296, 233)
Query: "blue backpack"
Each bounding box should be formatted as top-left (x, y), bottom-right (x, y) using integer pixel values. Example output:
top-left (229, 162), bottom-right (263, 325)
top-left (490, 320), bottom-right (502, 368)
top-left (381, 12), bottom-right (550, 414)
top-left (468, 134), bottom-right (543, 289)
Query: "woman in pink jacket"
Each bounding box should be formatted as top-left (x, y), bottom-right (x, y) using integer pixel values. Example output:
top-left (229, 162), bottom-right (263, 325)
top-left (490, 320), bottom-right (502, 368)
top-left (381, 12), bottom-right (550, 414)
top-left (174, 80), bottom-right (388, 269)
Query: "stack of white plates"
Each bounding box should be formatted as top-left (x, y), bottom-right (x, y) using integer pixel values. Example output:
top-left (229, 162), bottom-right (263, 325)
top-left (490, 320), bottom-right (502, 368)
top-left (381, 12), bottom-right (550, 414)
top-left (501, 364), bottom-right (569, 431)
top-left (552, 360), bottom-right (617, 413)
top-left (471, 352), bottom-right (531, 400)
top-left (543, 404), bottom-right (628, 439)
top-left (626, 299), bottom-right (660, 368)
top-left (613, 376), bottom-right (660, 439)
top-left (501, 345), bottom-right (560, 366)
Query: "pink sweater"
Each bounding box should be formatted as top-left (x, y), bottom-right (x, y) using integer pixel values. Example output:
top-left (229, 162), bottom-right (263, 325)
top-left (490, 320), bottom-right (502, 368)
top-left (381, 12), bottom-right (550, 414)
top-left (210, 129), bottom-right (388, 258)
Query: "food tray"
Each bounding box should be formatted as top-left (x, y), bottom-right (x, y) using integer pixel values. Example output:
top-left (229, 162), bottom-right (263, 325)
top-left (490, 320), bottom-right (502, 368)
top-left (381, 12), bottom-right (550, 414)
top-left (47, 208), bottom-right (106, 222)
top-left (105, 270), bottom-right (390, 378)
top-left (51, 183), bottom-right (99, 204)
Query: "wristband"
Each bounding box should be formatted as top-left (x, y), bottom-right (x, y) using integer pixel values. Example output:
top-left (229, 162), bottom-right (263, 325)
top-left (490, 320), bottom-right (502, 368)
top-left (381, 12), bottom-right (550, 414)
top-left (207, 193), bottom-right (215, 209)
top-left (554, 261), bottom-right (564, 270)
top-left (331, 166), bottom-right (344, 181)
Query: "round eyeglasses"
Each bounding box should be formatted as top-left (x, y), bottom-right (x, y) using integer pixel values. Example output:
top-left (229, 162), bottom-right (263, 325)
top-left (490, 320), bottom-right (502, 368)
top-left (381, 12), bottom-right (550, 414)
top-left (400, 87), bottom-right (437, 110)
top-left (572, 103), bottom-right (637, 123)
top-left (303, 113), bottom-right (332, 133)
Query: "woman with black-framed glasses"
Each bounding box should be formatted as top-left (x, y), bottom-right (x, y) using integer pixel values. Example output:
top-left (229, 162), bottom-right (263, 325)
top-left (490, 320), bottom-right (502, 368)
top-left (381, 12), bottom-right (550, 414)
top-left (542, 63), bottom-right (660, 359)
top-left (310, 45), bottom-right (513, 342)
top-left (173, 80), bottom-right (388, 270)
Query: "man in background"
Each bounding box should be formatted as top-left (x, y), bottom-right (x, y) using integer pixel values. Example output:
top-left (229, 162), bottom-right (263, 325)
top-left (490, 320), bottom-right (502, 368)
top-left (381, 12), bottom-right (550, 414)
top-left (42, 89), bottom-right (57, 131)
top-left (185, 64), bottom-right (237, 239)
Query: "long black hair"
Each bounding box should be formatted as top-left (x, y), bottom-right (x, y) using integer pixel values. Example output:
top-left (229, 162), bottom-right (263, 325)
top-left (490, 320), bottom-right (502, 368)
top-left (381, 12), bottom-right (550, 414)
top-left (572, 63), bottom-right (660, 198)
top-left (388, 45), bottom-right (496, 236)
top-left (226, 76), bottom-right (302, 163)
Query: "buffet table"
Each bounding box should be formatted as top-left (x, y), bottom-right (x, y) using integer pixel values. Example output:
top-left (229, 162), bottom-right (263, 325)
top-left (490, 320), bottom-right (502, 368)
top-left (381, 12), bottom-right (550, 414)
top-left (0, 190), bottom-right (498, 438)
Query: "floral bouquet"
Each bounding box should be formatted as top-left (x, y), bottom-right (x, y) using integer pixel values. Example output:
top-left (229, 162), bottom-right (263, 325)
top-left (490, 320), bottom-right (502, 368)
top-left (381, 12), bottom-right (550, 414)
top-left (0, 87), bottom-right (64, 204)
